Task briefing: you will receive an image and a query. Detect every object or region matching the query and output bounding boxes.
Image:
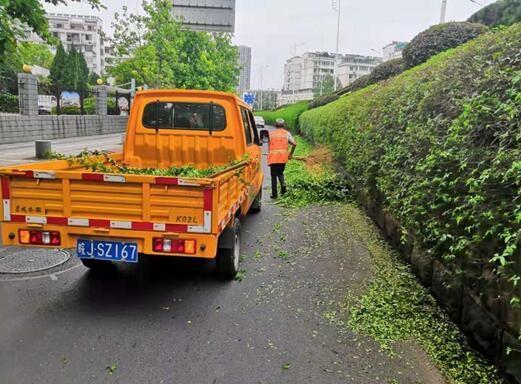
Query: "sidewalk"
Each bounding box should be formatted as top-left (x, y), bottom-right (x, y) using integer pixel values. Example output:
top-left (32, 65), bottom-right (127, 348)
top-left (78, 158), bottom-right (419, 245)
top-left (0, 133), bottom-right (123, 166)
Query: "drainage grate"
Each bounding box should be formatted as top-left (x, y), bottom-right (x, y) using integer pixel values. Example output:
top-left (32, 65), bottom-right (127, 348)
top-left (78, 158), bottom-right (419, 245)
top-left (0, 248), bottom-right (71, 274)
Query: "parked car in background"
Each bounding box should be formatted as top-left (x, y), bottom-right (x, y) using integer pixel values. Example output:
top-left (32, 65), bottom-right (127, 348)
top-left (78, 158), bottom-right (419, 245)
top-left (38, 95), bottom-right (56, 115)
top-left (254, 115), bottom-right (265, 128)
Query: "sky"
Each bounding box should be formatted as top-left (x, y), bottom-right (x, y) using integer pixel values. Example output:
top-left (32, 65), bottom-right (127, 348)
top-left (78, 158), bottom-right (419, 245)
top-left (43, 0), bottom-right (492, 90)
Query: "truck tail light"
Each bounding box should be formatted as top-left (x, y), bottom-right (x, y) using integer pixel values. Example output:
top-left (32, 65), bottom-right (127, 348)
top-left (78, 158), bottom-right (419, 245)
top-left (153, 238), bottom-right (196, 255)
top-left (19, 230), bottom-right (61, 246)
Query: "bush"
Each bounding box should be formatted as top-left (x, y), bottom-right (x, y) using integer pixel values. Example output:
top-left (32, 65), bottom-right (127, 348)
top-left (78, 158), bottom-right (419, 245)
top-left (468, 0), bottom-right (521, 27)
top-left (0, 93), bottom-right (18, 113)
top-left (337, 58), bottom-right (405, 95)
top-left (309, 93), bottom-right (339, 109)
top-left (256, 101), bottom-right (309, 132)
top-left (403, 22), bottom-right (487, 68)
top-left (300, 24), bottom-right (521, 343)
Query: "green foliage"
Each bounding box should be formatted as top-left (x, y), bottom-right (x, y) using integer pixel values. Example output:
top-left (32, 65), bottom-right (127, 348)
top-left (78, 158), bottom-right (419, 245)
top-left (49, 42), bottom-right (67, 99)
top-left (88, 72), bottom-right (100, 86)
top-left (0, 0), bottom-right (102, 62)
top-left (257, 101), bottom-right (309, 132)
top-left (300, 25), bottom-right (521, 332)
top-left (468, 0), bottom-right (521, 27)
top-left (278, 137), bottom-right (351, 208)
top-left (17, 42), bottom-right (54, 68)
top-left (403, 22), bottom-right (487, 68)
top-left (342, 205), bottom-right (502, 383)
top-left (0, 93), bottom-right (18, 113)
top-left (44, 150), bottom-right (246, 178)
top-left (337, 58), bottom-right (405, 96)
top-left (313, 74), bottom-right (335, 98)
top-left (108, 0), bottom-right (239, 92)
top-left (309, 93), bottom-right (339, 110)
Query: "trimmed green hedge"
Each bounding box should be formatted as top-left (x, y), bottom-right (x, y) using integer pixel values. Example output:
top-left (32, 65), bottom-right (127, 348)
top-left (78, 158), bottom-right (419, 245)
top-left (300, 23), bottom-right (521, 335)
top-left (256, 101), bottom-right (309, 132)
top-left (403, 22), bottom-right (487, 68)
top-left (468, 0), bottom-right (521, 27)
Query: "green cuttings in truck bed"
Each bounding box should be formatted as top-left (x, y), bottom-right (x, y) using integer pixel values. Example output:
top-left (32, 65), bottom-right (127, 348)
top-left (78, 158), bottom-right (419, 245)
top-left (44, 149), bottom-right (247, 178)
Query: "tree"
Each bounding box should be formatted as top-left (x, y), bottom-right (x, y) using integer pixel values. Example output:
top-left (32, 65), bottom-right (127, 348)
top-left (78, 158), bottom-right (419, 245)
top-left (0, 0), bottom-right (102, 62)
top-left (49, 42), bottom-right (67, 114)
top-left (88, 72), bottom-right (100, 86)
top-left (314, 75), bottom-right (335, 98)
top-left (76, 50), bottom-right (90, 114)
top-left (18, 43), bottom-right (54, 68)
top-left (108, 0), bottom-right (239, 92)
top-left (468, 0), bottom-right (521, 27)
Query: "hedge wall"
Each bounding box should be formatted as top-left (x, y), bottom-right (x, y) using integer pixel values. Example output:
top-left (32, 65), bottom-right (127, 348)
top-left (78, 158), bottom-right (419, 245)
top-left (300, 24), bottom-right (521, 338)
top-left (256, 101), bottom-right (309, 132)
top-left (403, 22), bottom-right (487, 68)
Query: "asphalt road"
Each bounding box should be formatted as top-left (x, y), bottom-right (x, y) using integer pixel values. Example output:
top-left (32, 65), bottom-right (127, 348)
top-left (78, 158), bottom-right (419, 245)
top-left (0, 140), bottom-right (444, 384)
top-left (0, 133), bottom-right (123, 166)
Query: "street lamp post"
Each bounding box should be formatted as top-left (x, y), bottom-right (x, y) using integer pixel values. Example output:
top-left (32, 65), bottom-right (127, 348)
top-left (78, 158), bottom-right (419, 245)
top-left (332, 0), bottom-right (341, 91)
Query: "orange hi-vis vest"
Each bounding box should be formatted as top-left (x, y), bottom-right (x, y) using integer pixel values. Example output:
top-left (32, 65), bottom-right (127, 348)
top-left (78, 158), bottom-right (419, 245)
top-left (268, 128), bottom-right (290, 165)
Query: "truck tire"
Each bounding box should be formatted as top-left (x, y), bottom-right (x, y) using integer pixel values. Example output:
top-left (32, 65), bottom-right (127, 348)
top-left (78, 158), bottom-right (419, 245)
top-left (249, 189), bottom-right (262, 214)
top-left (216, 217), bottom-right (241, 280)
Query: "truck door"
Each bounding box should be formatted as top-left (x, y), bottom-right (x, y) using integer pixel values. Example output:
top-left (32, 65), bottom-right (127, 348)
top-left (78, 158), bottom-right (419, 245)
top-left (239, 107), bottom-right (263, 199)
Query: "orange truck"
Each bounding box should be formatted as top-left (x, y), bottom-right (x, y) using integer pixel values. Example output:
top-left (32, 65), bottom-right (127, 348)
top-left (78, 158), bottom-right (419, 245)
top-left (0, 90), bottom-right (263, 279)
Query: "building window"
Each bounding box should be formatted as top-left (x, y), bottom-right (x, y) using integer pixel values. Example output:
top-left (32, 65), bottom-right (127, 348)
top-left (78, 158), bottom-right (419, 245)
top-left (55, 23), bottom-right (63, 28)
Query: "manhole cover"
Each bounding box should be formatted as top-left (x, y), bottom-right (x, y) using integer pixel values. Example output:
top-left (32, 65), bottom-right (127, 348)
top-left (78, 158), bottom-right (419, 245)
top-left (0, 248), bottom-right (71, 274)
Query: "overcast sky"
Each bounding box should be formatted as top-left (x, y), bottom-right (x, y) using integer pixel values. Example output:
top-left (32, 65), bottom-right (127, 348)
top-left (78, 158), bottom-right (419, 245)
top-left (43, 0), bottom-right (491, 90)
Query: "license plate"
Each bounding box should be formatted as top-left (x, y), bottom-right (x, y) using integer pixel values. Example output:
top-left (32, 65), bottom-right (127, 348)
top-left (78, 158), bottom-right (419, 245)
top-left (77, 239), bottom-right (138, 263)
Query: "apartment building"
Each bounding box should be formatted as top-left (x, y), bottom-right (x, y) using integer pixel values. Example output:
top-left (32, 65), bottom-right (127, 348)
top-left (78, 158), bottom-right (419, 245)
top-left (383, 41), bottom-right (408, 62)
top-left (280, 52), bottom-right (381, 105)
top-left (24, 13), bottom-right (105, 75)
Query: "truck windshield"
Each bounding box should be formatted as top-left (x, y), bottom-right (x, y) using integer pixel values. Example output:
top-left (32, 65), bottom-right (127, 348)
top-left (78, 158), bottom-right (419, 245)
top-left (142, 102), bottom-right (226, 131)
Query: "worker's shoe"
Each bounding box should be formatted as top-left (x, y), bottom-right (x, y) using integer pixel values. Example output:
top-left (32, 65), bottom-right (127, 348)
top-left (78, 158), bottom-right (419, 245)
top-left (270, 194), bottom-right (278, 199)
top-left (281, 187), bottom-right (287, 195)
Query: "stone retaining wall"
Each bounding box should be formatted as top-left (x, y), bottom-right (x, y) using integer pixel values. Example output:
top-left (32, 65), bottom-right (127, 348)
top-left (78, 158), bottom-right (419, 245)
top-left (0, 115), bottom-right (128, 144)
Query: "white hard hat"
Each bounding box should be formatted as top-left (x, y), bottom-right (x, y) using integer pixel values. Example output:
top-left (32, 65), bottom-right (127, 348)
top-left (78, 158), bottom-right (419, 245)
top-left (275, 118), bottom-right (286, 127)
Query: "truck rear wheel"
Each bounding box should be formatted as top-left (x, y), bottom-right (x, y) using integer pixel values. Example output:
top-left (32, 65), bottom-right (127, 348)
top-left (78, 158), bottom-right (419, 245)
top-left (249, 189), bottom-right (262, 214)
top-left (216, 217), bottom-right (241, 280)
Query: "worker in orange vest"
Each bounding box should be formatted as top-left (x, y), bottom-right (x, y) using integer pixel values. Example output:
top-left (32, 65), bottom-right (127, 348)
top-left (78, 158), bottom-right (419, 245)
top-left (268, 118), bottom-right (297, 199)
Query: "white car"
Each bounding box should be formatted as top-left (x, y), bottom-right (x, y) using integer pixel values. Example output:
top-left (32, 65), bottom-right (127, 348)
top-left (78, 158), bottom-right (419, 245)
top-left (254, 116), bottom-right (265, 128)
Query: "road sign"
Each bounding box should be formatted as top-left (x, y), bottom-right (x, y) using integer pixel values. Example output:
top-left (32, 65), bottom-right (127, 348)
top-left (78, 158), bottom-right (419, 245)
top-left (243, 92), bottom-right (256, 106)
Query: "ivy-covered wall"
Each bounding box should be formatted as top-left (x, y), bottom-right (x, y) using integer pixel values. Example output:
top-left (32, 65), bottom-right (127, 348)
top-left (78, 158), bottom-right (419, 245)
top-left (300, 24), bottom-right (521, 380)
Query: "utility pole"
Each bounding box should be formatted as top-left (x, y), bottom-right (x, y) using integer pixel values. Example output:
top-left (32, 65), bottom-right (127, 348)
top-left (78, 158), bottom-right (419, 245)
top-left (440, 0), bottom-right (448, 23)
top-left (332, 0), bottom-right (341, 91)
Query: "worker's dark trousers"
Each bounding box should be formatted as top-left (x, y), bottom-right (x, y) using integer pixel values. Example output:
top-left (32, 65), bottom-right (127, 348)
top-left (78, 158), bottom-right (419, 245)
top-left (270, 164), bottom-right (287, 197)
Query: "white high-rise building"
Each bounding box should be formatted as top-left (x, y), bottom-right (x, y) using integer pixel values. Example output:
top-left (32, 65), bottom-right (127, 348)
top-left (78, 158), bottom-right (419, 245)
top-left (171, 0), bottom-right (236, 33)
top-left (336, 54), bottom-right (382, 88)
top-left (383, 41), bottom-right (408, 62)
top-left (280, 52), bottom-right (381, 105)
top-left (237, 45), bottom-right (251, 93)
top-left (23, 13), bottom-right (105, 75)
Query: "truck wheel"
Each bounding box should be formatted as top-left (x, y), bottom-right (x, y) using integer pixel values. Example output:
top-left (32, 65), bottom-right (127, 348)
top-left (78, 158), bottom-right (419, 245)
top-left (249, 189), bottom-right (262, 214)
top-left (80, 258), bottom-right (114, 271)
top-left (216, 218), bottom-right (241, 280)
